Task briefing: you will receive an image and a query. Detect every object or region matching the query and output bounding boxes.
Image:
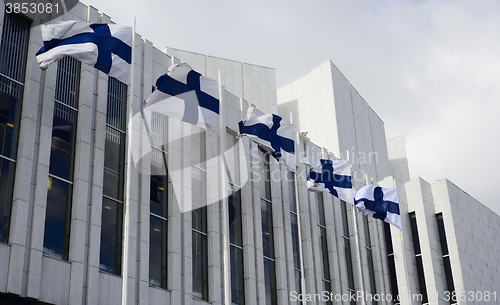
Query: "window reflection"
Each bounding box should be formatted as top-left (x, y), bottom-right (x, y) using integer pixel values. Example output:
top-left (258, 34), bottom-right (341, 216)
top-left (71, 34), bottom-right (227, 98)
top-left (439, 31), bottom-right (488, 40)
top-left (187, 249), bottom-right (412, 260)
top-left (43, 56), bottom-right (80, 259)
top-left (99, 77), bottom-right (127, 275)
top-left (0, 13), bottom-right (30, 243)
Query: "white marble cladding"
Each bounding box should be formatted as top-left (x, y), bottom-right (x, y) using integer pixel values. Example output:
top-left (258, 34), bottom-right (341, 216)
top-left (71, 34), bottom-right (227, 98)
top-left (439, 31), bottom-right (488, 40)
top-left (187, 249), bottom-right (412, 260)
top-left (387, 135), bottom-right (411, 183)
top-left (277, 60), bottom-right (391, 185)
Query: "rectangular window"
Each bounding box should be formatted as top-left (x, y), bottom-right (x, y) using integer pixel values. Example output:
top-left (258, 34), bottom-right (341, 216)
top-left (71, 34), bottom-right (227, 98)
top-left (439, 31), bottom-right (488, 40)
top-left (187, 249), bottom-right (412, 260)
top-left (149, 149), bottom-right (168, 287)
top-left (149, 112), bottom-right (168, 288)
top-left (288, 170), bottom-right (303, 300)
top-left (43, 56), bottom-right (81, 260)
top-left (409, 212), bottom-right (428, 303)
top-left (436, 213), bottom-right (455, 303)
top-left (192, 126), bottom-right (208, 300)
top-left (363, 216), bottom-right (377, 304)
top-left (227, 131), bottom-right (245, 305)
top-left (341, 201), bottom-right (355, 305)
top-left (0, 13), bottom-right (30, 244)
top-left (317, 193), bottom-right (332, 305)
top-left (383, 222), bottom-right (399, 304)
top-left (260, 151), bottom-right (277, 305)
top-left (99, 77), bottom-right (127, 275)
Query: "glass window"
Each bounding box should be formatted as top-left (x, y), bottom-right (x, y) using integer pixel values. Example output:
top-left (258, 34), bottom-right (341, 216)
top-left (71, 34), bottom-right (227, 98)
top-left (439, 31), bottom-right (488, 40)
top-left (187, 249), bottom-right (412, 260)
top-left (149, 148), bottom-right (168, 288)
top-left (99, 196), bottom-right (123, 274)
top-left (0, 13), bottom-right (30, 244)
top-left (261, 199), bottom-right (275, 259)
top-left (341, 201), bottom-right (355, 298)
top-left (0, 159), bottom-right (15, 243)
top-left (409, 212), bottom-right (428, 303)
top-left (259, 151), bottom-right (271, 201)
top-left (192, 230), bottom-right (208, 300)
top-left (227, 131), bottom-right (245, 304)
top-left (363, 216), bottom-right (377, 302)
top-left (43, 56), bottom-right (80, 260)
top-left (436, 213), bottom-right (455, 299)
top-left (103, 127), bottom-right (125, 200)
top-left (43, 176), bottom-right (73, 260)
top-left (290, 213), bottom-right (300, 270)
top-left (149, 214), bottom-right (167, 288)
top-left (229, 190), bottom-right (243, 247)
top-left (191, 126), bottom-right (208, 300)
top-left (260, 150), bottom-right (277, 305)
top-left (230, 245), bottom-right (245, 305)
top-left (383, 222), bottom-right (399, 303)
top-left (263, 258), bottom-right (277, 305)
top-left (100, 77), bottom-right (127, 275)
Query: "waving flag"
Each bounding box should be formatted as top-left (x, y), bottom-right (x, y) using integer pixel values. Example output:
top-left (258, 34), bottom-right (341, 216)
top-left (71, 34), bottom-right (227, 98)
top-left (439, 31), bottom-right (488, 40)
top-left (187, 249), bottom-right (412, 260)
top-left (36, 20), bottom-right (132, 84)
top-left (144, 63), bottom-right (219, 131)
top-left (354, 185), bottom-right (401, 230)
top-left (239, 107), bottom-right (295, 170)
top-left (301, 157), bottom-right (353, 204)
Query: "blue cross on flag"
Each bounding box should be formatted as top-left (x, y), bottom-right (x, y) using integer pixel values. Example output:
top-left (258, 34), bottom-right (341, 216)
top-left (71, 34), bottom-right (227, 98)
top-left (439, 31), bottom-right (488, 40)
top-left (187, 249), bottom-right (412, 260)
top-left (239, 107), bottom-right (295, 171)
top-left (354, 185), bottom-right (401, 230)
top-left (144, 63), bottom-right (219, 131)
top-left (36, 20), bottom-right (132, 84)
top-left (301, 157), bottom-right (353, 204)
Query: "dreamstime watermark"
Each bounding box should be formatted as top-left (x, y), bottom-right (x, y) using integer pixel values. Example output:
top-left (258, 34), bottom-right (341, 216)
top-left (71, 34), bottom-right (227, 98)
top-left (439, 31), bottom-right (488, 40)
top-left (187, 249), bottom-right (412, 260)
top-left (290, 290), bottom-right (423, 303)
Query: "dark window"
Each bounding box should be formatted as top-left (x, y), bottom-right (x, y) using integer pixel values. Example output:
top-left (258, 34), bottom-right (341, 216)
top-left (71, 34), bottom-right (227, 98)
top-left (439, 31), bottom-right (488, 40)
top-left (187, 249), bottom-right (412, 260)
top-left (341, 201), bottom-right (355, 304)
top-left (43, 56), bottom-right (80, 260)
top-left (288, 170), bottom-right (302, 301)
top-left (227, 131), bottom-right (245, 305)
top-left (317, 193), bottom-right (332, 305)
top-left (363, 216), bottom-right (377, 304)
top-left (149, 146), bottom-right (168, 288)
top-left (0, 13), bottom-right (30, 244)
top-left (192, 126), bottom-right (208, 301)
top-left (260, 151), bottom-right (277, 305)
top-left (383, 222), bottom-right (399, 304)
top-left (409, 212), bottom-right (428, 303)
top-left (99, 77), bottom-right (127, 275)
top-left (436, 213), bottom-right (455, 303)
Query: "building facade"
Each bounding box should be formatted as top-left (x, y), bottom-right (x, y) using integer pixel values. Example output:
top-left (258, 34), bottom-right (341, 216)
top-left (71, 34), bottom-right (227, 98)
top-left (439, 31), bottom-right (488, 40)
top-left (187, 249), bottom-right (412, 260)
top-left (0, 2), bottom-right (499, 305)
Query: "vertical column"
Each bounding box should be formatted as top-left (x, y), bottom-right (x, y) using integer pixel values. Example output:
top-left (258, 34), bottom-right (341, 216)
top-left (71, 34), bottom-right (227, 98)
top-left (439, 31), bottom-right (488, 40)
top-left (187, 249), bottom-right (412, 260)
top-left (10, 13), bottom-right (44, 297)
top-left (270, 158), bottom-right (287, 305)
top-left (84, 7), bottom-right (108, 305)
top-left (240, 136), bottom-right (257, 305)
top-left (137, 38), bottom-right (153, 305)
top-left (24, 56), bottom-right (57, 300)
top-left (251, 142), bottom-right (265, 305)
top-left (168, 117), bottom-right (183, 304)
top-left (207, 127), bottom-right (222, 304)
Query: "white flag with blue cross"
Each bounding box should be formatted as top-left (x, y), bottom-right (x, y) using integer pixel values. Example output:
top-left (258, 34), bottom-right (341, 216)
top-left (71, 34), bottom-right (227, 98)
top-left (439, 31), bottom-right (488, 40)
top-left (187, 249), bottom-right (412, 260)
top-left (36, 20), bottom-right (132, 84)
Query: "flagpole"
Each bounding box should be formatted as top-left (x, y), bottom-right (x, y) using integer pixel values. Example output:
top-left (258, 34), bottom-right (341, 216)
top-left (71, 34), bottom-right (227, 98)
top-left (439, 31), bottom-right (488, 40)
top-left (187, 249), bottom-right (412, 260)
top-left (122, 15), bottom-right (136, 305)
top-left (219, 71), bottom-right (231, 305)
top-left (347, 151), bottom-right (365, 305)
top-left (290, 113), bottom-right (307, 298)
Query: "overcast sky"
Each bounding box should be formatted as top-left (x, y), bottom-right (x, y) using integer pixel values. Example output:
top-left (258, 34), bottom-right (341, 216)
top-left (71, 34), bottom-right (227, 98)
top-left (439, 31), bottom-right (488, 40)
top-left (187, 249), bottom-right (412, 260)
top-left (82, 0), bottom-right (500, 215)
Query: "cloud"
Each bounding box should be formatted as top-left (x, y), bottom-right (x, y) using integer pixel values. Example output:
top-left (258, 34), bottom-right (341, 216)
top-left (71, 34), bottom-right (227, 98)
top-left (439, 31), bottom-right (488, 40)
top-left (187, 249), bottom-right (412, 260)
top-left (82, 0), bottom-right (500, 215)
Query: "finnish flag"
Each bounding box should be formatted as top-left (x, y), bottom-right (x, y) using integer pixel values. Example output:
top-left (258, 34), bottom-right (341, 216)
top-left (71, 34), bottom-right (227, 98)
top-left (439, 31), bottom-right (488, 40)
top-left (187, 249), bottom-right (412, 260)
top-left (144, 63), bottom-right (219, 131)
top-left (36, 20), bottom-right (132, 84)
top-left (301, 157), bottom-right (353, 204)
top-left (239, 107), bottom-right (295, 170)
top-left (354, 185), bottom-right (401, 230)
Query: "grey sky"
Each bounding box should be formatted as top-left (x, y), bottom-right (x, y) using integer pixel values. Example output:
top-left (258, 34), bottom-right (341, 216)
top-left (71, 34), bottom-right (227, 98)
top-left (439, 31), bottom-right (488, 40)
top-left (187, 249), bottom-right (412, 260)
top-left (82, 0), bottom-right (500, 215)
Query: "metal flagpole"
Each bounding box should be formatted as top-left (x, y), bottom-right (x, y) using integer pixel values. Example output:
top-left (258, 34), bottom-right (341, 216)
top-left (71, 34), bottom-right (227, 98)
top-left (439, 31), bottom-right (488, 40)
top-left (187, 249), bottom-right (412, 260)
top-left (122, 15), bottom-right (136, 305)
top-left (218, 71), bottom-right (231, 305)
top-left (290, 113), bottom-right (307, 298)
top-left (347, 151), bottom-right (366, 305)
